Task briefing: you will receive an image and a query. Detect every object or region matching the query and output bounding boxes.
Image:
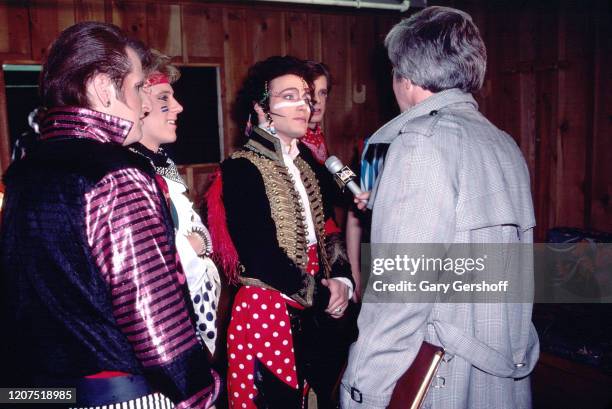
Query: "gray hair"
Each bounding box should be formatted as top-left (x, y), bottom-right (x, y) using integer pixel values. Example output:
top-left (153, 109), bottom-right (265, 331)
top-left (385, 6), bottom-right (487, 93)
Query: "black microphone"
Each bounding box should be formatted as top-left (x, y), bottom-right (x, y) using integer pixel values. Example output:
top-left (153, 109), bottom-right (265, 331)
top-left (325, 155), bottom-right (363, 197)
top-left (268, 111), bottom-right (286, 118)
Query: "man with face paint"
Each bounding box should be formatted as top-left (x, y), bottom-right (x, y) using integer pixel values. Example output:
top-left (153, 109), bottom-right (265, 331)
top-left (1, 23), bottom-right (219, 408)
top-left (207, 56), bottom-right (354, 409)
top-left (129, 50), bottom-right (221, 358)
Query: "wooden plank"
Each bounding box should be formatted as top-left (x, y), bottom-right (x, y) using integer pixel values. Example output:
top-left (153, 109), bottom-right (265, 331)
top-left (347, 14), bottom-right (379, 160)
top-left (245, 8), bottom-right (285, 62)
top-left (111, 1), bottom-right (146, 43)
top-left (0, 1), bottom-right (31, 60)
top-left (285, 12), bottom-right (309, 59)
top-left (307, 13), bottom-right (322, 61)
top-left (74, 0), bottom-right (105, 22)
top-left (30, 0), bottom-right (76, 61)
top-left (589, 0), bottom-right (612, 232)
top-left (182, 4), bottom-right (224, 60)
top-left (320, 13), bottom-right (350, 163)
top-left (222, 7), bottom-right (250, 155)
top-left (533, 1), bottom-right (560, 241)
top-left (146, 3), bottom-right (182, 58)
top-left (516, 3), bottom-right (537, 195)
top-left (374, 14), bottom-right (402, 127)
top-left (554, 0), bottom-right (590, 229)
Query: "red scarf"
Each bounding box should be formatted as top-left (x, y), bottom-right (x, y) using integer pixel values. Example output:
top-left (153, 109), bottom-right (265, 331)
top-left (301, 125), bottom-right (329, 165)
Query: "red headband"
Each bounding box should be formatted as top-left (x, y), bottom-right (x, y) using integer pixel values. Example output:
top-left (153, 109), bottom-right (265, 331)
top-left (145, 72), bottom-right (169, 87)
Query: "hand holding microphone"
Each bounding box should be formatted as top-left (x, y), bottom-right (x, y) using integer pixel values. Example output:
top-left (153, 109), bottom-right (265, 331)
top-left (325, 156), bottom-right (369, 207)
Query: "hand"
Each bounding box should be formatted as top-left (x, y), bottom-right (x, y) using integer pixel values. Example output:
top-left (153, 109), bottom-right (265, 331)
top-left (354, 191), bottom-right (370, 211)
top-left (323, 278), bottom-right (349, 319)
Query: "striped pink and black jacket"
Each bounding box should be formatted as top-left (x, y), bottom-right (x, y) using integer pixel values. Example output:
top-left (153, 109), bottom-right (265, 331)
top-left (1, 107), bottom-right (219, 408)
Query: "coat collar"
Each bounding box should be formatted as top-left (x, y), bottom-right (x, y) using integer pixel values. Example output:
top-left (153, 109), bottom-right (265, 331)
top-left (368, 89), bottom-right (478, 145)
top-left (39, 106), bottom-right (133, 145)
top-left (246, 126), bottom-right (286, 162)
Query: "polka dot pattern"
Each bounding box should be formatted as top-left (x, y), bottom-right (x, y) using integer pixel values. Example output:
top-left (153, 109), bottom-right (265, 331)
top-left (227, 286), bottom-right (305, 409)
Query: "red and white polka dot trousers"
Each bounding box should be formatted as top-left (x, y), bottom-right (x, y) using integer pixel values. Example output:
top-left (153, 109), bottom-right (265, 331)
top-left (227, 245), bottom-right (319, 409)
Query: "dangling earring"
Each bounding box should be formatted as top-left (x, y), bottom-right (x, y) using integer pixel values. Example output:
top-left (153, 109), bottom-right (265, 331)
top-left (245, 113), bottom-right (253, 136)
top-left (265, 112), bottom-right (276, 135)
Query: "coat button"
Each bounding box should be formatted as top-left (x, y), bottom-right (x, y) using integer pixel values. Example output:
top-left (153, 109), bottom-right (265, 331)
top-left (430, 110), bottom-right (438, 116)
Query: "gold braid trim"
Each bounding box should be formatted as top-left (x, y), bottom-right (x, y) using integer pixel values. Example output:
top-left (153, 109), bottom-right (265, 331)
top-left (294, 156), bottom-right (331, 278)
top-left (230, 150), bottom-right (329, 278)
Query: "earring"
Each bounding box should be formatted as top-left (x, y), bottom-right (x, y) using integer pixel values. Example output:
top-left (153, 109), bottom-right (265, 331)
top-left (265, 112), bottom-right (276, 135)
top-left (244, 113), bottom-right (253, 136)
top-left (104, 100), bottom-right (110, 108)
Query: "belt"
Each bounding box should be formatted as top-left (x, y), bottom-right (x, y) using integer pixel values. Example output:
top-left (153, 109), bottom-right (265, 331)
top-left (35, 374), bottom-right (153, 407)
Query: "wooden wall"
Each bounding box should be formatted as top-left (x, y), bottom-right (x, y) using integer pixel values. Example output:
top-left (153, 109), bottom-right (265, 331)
top-left (0, 0), bottom-right (401, 211)
top-left (0, 0), bottom-right (610, 239)
top-left (431, 0), bottom-right (611, 238)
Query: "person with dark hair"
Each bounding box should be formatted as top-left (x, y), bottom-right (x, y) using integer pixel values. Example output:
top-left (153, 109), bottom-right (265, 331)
top-left (129, 50), bottom-right (221, 357)
top-left (207, 55), bottom-right (353, 409)
top-left (1, 22), bottom-right (219, 409)
top-left (301, 60), bottom-right (332, 164)
top-left (342, 7), bottom-right (538, 409)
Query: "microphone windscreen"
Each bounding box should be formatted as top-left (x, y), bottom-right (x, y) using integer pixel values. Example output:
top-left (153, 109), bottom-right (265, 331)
top-left (325, 155), bottom-right (343, 173)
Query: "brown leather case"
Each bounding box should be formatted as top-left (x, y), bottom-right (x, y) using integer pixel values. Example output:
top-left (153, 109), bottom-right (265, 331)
top-left (387, 341), bottom-right (445, 409)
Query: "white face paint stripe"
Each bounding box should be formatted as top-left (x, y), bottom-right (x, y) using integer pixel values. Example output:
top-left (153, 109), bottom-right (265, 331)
top-left (271, 100), bottom-right (307, 109)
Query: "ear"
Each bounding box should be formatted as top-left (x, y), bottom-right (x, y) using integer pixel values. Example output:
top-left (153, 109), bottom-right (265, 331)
top-left (253, 102), bottom-right (267, 123)
top-left (253, 102), bottom-right (264, 116)
top-left (87, 72), bottom-right (113, 110)
top-left (401, 76), bottom-right (413, 92)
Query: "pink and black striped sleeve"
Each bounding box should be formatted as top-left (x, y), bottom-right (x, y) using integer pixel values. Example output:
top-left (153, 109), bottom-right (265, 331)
top-left (85, 167), bottom-right (219, 408)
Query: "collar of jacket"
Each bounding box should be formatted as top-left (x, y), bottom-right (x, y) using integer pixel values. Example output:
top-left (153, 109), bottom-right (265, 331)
top-left (245, 126), bottom-right (286, 162)
top-left (39, 106), bottom-right (133, 145)
top-left (368, 88), bottom-right (478, 145)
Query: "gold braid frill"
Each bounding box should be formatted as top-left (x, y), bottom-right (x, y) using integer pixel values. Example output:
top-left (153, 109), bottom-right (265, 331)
top-left (230, 149), bottom-right (330, 280)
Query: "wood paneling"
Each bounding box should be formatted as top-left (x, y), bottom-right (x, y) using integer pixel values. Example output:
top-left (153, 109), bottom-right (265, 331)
top-left (29, 0), bottom-right (75, 60)
top-left (0, 1), bottom-right (31, 60)
top-left (182, 5), bottom-right (224, 60)
top-left (590, 0), bottom-right (612, 232)
top-left (0, 0), bottom-right (609, 237)
top-left (74, 0), bottom-right (106, 22)
top-left (146, 3), bottom-right (182, 58)
top-left (285, 12), bottom-right (309, 59)
top-left (111, 1), bottom-right (146, 43)
top-left (245, 9), bottom-right (285, 62)
top-left (222, 7), bottom-right (250, 152)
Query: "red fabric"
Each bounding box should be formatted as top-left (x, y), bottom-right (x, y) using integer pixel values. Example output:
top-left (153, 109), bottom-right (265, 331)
top-left (227, 244), bottom-right (319, 409)
top-left (205, 169), bottom-right (241, 284)
top-left (324, 218), bottom-right (341, 235)
top-left (145, 72), bottom-right (170, 87)
top-left (85, 371), bottom-right (130, 379)
top-left (301, 125), bottom-right (329, 165)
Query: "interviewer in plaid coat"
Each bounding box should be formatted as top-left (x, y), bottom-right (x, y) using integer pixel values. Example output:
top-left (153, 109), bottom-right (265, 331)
top-left (341, 7), bottom-right (539, 409)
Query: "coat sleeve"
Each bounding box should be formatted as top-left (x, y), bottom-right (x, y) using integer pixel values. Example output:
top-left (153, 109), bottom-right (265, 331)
top-left (85, 167), bottom-right (219, 409)
top-left (221, 158), bottom-right (308, 297)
